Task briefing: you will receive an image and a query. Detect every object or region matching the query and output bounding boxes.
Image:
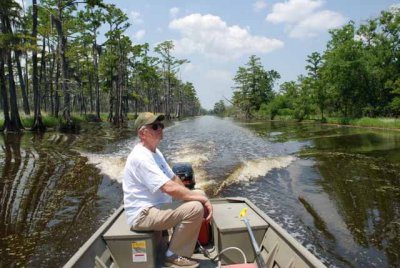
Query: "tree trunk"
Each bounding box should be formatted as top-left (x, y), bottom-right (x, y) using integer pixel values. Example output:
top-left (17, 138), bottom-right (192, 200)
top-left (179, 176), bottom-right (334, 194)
top-left (93, 44), bottom-right (101, 121)
top-left (88, 70), bottom-right (93, 113)
top-left (54, 1), bottom-right (71, 124)
top-left (4, 17), bottom-right (23, 132)
top-left (24, 51), bottom-right (30, 104)
top-left (39, 36), bottom-right (48, 113)
top-left (49, 44), bottom-right (55, 116)
top-left (15, 50), bottom-right (30, 115)
top-left (31, 0), bottom-right (46, 132)
top-left (0, 48), bottom-right (11, 131)
top-left (108, 90), bottom-right (114, 122)
top-left (166, 69), bottom-right (171, 119)
top-left (85, 53), bottom-right (93, 113)
top-left (112, 40), bottom-right (124, 126)
top-left (6, 50), bottom-right (23, 131)
top-left (54, 55), bottom-right (60, 117)
top-left (78, 72), bottom-right (86, 115)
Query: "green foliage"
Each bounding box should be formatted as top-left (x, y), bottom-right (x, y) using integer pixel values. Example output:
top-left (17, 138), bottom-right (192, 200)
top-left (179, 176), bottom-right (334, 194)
top-left (20, 117), bottom-right (34, 128)
top-left (326, 117), bottom-right (400, 129)
top-left (213, 100), bottom-right (226, 115)
top-left (232, 55), bottom-right (280, 118)
top-left (42, 116), bottom-right (59, 127)
top-left (263, 95), bottom-right (289, 120)
top-left (8, 115), bottom-right (59, 128)
top-left (127, 113), bottom-right (138, 120)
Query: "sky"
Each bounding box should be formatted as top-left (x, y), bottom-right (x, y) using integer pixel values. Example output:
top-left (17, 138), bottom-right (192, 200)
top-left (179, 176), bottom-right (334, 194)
top-left (29, 0), bottom-right (400, 110)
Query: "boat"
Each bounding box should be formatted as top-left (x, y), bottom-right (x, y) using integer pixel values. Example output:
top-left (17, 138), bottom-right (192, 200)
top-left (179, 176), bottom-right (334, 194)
top-left (63, 197), bottom-right (326, 268)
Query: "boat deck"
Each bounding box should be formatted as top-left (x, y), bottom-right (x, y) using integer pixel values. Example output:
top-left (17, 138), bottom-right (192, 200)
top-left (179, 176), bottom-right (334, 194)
top-left (158, 245), bottom-right (219, 268)
top-left (64, 198), bottom-right (327, 268)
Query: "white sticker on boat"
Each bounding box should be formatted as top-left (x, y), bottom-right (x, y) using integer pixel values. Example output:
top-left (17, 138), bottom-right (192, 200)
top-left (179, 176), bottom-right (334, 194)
top-left (132, 241), bottom-right (147, 262)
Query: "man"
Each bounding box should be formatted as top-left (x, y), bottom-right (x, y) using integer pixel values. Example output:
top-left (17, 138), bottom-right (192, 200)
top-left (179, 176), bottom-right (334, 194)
top-left (123, 112), bottom-right (213, 267)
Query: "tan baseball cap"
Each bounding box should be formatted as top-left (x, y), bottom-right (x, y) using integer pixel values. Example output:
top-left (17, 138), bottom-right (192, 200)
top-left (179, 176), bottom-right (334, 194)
top-left (134, 112), bottom-right (165, 131)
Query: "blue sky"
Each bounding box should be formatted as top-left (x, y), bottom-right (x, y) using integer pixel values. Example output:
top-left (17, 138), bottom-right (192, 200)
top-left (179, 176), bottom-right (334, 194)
top-left (40, 0), bottom-right (400, 109)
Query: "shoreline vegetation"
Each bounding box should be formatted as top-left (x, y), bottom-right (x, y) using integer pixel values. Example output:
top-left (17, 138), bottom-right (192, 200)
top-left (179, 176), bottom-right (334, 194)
top-left (253, 115), bottom-right (400, 131)
top-left (266, 115), bottom-right (400, 129)
top-left (0, 112), bottom-right (138, 131)
top-left (1, 113), bottom-right (399, 132)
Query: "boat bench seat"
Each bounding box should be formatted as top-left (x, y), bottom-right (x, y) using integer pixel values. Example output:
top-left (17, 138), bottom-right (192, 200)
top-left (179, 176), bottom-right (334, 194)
top-left (103, 211), bottom-right (166, 268)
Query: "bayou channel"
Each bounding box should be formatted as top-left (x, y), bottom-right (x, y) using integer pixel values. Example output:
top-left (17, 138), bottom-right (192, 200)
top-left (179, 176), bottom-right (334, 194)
top-left (0, 116), bottom-right (399, 267)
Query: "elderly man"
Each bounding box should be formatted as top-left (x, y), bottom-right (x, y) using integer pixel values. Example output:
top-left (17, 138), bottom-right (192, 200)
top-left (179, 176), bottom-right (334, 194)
top-left (123, 112), bottom-right (212, 267)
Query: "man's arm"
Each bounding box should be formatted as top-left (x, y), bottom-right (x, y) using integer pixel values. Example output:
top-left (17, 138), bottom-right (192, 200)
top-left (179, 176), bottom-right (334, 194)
top-left (172, 175), bottom-right (185, 187)
top-left (160, 180), bottom-right (213, 221)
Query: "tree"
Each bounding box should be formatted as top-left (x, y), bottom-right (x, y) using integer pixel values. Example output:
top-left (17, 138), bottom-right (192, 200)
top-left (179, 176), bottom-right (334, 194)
top-left (102, 4), bottom-right (130, 125)
top-left (306, 52), bottom-right (326, 120)
top-left (0, 0), bottom-right (24, 132)
top-left (154, 40), bottom-right (188, 119)
top-left (322, 22), bottom-right (367, 117)
top-left (213, 100), bottom-right (226, 115)
top-left (387, 79), bottom-right (400, 117)
top-left (77, 4), bottom-right (106, 121)
top-left (31, 0), bottom-right (46, 131)
top-left (232, 55), bottom-right (280, 118)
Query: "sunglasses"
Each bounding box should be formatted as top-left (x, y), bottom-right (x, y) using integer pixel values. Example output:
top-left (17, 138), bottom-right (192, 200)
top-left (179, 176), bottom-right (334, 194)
top-left (147, 122), bottom-right (164, 131)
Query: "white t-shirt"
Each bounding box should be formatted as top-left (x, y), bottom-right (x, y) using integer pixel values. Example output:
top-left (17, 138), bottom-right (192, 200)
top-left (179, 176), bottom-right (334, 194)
top-left (123, 143), bottom-right (175, 226)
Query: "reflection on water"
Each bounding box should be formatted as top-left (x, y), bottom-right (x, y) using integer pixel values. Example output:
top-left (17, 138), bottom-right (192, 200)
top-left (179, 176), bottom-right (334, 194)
top-left (235, 121), bottom-right (400, 267)
top-left (0, 124), bottom-right (133, 267)
top-left (0, 117), bottom-right (400, 267)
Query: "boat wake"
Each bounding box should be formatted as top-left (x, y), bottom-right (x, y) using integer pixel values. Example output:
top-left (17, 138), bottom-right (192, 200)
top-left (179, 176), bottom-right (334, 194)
top-left (167, 141), bottom-right (216, 189)
top-left (81, 152), bottom-right (126, 183)
top-left (214, 155), bottom-right (296, 195)
top-left (79, 141), bottom-right (215, 188)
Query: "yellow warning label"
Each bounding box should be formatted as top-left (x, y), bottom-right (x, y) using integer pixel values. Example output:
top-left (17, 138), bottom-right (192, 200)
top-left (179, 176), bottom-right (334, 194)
top-left (132, 241), bottom-right (146, 248)
top-left (132, 240), bottom-right (147, 262)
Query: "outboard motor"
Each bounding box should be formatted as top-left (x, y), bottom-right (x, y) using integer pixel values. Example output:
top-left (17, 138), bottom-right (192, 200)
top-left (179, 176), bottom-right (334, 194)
top-left (173, 163), bottom-right (210, 246)
top-left (172, 163), bottom-right (195, 189)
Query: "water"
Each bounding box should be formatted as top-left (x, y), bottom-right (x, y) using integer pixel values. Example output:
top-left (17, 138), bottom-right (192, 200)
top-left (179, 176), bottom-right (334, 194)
top-left (0, 116), bottom-right (399, 267)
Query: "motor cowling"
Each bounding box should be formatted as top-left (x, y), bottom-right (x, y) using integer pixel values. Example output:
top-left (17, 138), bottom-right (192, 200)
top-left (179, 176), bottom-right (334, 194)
top-left (172, 163), bottom-right (195, 189)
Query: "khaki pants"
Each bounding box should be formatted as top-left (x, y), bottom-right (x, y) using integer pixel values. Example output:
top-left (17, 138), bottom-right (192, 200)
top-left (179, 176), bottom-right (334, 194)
top-left (131, 200), bottom-right (204, 257)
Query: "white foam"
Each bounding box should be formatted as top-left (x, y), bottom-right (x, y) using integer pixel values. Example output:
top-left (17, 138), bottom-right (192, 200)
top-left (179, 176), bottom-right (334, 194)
top-left (81, 152), bottom-right (126, 182)
top-left (215, 156), bottom-right (296, 194)
top-left (168, 142), bottom-right (215, 188)
top-left (80, 141), bottom-right (214, 187)
top-left (168, 142), bottom-right (213, 166)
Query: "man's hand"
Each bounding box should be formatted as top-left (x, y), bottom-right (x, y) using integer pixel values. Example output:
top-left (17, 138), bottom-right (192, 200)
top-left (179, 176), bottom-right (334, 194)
top-left (203, 199), bottom-right (213, 222)
top-left (161, 180), bottom-right (213, 221)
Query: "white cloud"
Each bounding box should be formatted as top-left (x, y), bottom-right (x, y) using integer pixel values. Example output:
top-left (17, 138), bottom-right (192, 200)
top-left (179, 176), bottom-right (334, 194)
top-left (290, 10), bottom-right (347, 38)
top-left (266, 0), bottom-right (323, 24)
top-left (130, 11), bottom-right (143, 24)
top-left (169, 13), bottom-right (284, 60)
top-left (170, 7), bottom-right (180, 18)
top-left (253, 1), bottom-right (267, 12)
top-left (133, 30), bottom-right (146, 40)
top-left (266, 0), bottom-right (346, 38)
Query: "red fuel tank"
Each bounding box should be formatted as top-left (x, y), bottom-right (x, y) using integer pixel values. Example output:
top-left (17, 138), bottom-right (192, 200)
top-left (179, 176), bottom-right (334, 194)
top-left (198, 219), bottom-right (210, 245)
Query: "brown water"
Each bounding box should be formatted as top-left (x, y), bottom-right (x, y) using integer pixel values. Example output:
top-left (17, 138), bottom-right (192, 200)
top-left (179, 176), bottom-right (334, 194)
top-left (0, 116), bottom-right (399, 267)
